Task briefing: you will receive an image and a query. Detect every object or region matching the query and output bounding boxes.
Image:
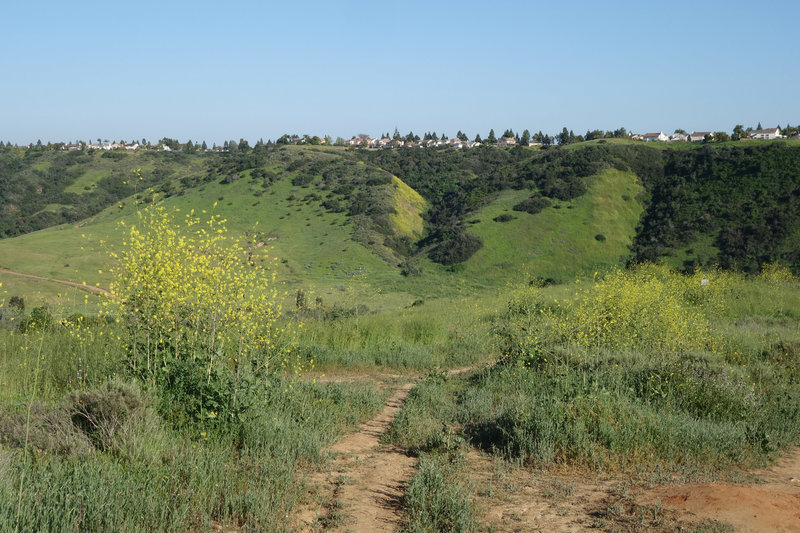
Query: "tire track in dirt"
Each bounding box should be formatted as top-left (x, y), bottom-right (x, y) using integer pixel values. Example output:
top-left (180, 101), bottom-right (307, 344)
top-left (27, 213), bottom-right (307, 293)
top-left (0, 268), bottom-right (112, 297)
top-left (296, 381), bottom-right (416, 531)
top-left (296, 365), bottom-right (483, 531)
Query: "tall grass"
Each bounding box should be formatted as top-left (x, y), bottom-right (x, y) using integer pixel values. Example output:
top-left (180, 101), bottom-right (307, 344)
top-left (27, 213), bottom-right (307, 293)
top-left (462, 265), bottom-right (800, 470)
top-left (0, 373), bottom-right (384, 531)
top-left (0, 317), bottom-right (384, 530)
top-left (295, 297), bottom-right (496, 370)
top-left (387, 265), bottom-right (800, 475)
top-left (388, 372), bottom-right (478, 533)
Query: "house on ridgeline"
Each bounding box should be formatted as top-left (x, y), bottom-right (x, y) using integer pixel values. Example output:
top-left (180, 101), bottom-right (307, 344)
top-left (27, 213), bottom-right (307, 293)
top-left (642, 132), bottom-right (668, 142)
top-left (749, 127), bottom-right (781, 140)
top-left (497, 136), bottom-right (517, 147)
top-left (689, 131), bottom-right (712, 142)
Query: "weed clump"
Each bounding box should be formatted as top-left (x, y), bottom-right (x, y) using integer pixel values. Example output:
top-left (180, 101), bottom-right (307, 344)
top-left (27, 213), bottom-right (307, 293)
top-left (106, 199), bottom-right (302, 426)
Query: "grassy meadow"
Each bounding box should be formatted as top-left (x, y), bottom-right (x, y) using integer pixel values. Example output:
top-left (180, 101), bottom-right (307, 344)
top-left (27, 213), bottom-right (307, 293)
top-left (1, 142), bottom-right (799, 530)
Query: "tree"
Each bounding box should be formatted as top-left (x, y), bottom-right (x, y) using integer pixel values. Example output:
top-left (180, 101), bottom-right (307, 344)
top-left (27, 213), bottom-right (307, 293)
top-left (732, 125), bottom-right (745, 141)
top-left (713, 131), bottom-right (730, 142)
top-left (201, 141), bottom-right (208, 151)
top-left (521, 129), bottom-right (531, 145)
top-left (457, 130), bottom-right (468, 141)
top-left (486, 129), bottom-right (497, 145)
top-left (556, 127), bottom-right (570, 145)
top-left (585, 129), bottom-right (604, 141)
top-left (674, 128), bottom-right (687, 134)
top-left (757, 122), bottom-right (762, 130)
top-left (474, 133), bottom-right (482, 143)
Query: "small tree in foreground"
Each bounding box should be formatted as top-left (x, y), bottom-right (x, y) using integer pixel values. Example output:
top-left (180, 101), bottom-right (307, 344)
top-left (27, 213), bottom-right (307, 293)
top-left (107, 198), bottom-right (300, 424)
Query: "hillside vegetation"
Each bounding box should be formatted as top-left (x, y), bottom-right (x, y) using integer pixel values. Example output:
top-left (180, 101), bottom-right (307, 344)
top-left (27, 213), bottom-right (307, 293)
top-left (1, 140), bottom-right (800, 531)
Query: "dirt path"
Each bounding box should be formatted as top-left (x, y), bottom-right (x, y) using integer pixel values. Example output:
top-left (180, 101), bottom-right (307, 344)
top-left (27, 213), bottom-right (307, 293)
top-left (0, 268), bottom-right (112, 297)
top-left (296, 366), bottom-right (482, 531)
top-left (296, 381), bottom-right (416, 531)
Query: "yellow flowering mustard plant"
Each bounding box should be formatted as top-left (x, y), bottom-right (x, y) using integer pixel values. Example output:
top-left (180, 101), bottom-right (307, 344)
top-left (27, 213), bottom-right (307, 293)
top-left (105, 197), bottom-right (300, 421)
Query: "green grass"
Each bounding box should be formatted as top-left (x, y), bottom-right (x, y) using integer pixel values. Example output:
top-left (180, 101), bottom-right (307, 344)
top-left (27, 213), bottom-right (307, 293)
top-left (463, 169), bottom-right (642, 285)
top-left (35, 203), bottom-right (72, 214)
top-left (0, 326), bottom-right (386, 531)
top-left (388, 267), bottom-right (800, 475)
top-left (64, 169), bottom-right (110, 194)
top-left (295, 294), bottom-right (498, 370)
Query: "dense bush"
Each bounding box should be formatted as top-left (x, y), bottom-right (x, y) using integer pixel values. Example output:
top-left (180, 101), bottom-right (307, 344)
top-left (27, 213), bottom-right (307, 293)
top-left (631, 143), bottom-right (800, 272)
top-left (107, 201), bottom-right (300, 426)
top-left (428, 230), bottom-right (483, 266)
top-left (513, 195), bottom-right (551, 214)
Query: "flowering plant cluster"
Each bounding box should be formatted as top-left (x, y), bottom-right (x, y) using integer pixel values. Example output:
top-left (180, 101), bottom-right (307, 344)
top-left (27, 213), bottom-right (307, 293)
top-left (106, 198), bottom-right (297, 422)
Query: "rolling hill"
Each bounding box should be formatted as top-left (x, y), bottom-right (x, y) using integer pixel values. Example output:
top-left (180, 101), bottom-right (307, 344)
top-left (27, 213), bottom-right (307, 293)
top-left (2, 139), bottom-right (799, 313)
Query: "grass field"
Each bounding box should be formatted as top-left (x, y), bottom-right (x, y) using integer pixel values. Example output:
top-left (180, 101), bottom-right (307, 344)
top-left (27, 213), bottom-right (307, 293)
top-left (464, 169), bottom-right (642, 285)
top-left (1, 142), bottom-right (799, 530)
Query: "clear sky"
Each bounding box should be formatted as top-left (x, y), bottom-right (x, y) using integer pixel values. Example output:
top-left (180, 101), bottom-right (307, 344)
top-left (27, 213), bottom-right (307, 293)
top-left (1, 1), bottom-right (798, 145)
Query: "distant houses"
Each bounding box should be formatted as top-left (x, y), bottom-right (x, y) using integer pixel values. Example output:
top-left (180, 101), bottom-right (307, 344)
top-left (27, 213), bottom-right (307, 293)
top-left (346, 136), bottom-right (482, 149)
top-left (630, 128), bottom-right (787, 143)
top-left (497, 136), bottom-right (517, 147)
top-left (642, 132), bottom-right (668, 142)
top-left (688, 131), bottom-right (712, 142)
top-left (749, 127), bottom-right (781, 140)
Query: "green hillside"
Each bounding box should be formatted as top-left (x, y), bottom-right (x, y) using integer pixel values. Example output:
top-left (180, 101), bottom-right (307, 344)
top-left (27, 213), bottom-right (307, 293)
top-left (0, 148), bottom-right (210, 236)
top-left (463, 169), bottom-right (642, 285)
top-left (3, 140), bottom-right (800, 315)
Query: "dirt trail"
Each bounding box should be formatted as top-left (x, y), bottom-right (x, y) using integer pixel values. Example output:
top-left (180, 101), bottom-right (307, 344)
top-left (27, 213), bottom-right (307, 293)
top-left (0, 268), bottom-right (111, 297)
top-left (296, 365), bottom-right (482, 531)
top-left (296, 381), bottom-right (416, 532)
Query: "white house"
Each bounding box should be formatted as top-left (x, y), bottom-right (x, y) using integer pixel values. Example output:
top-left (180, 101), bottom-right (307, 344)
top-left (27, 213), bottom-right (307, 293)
top-left (497, 136), bottom-right (517, 146)
top-left (749, 127), bottom-right (781, 140)
top-left (642, 132), bottom-right (668, 142)
top-left (669, 133), bottom-right (689, 142)
top-left (689, 131), bottom-right (712, 142)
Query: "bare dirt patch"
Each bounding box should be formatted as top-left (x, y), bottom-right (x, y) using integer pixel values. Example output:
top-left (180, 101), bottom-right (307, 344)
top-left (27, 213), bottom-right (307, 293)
top-left (466, 447), bottom-right (800, 532)
top-left (638, 447), bottom-right (800, 533)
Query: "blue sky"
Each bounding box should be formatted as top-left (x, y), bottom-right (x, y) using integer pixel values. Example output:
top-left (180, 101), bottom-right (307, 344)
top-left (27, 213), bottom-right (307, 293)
top-left (1, 1), bottom-right (798, 145)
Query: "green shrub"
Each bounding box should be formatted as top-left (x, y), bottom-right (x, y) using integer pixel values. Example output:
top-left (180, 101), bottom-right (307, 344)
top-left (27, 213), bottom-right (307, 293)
top-left (402, 456), bottom-right (476, 533)
top-left (493, 213), bottom-right (515, 223)
top-left (513, 195), bottom-right (551, 215)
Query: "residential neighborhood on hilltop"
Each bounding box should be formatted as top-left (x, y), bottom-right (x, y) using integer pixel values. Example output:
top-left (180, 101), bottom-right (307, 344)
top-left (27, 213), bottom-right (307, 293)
top-left (2, 125), bottom-right (796, 153)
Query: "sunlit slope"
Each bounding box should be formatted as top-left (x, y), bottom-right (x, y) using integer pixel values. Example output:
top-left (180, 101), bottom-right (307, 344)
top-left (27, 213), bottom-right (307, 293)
top-left (462, 169), bottom-right (643, 284)
top-left (389, 176), bottom-right (426, 239)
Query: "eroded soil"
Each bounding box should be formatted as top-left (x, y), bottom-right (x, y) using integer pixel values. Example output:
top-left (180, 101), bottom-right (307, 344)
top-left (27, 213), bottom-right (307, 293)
top-left (295, 368), bottom-right (800, 532)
